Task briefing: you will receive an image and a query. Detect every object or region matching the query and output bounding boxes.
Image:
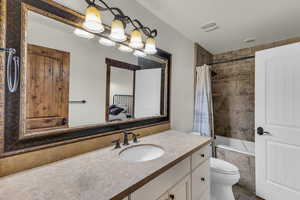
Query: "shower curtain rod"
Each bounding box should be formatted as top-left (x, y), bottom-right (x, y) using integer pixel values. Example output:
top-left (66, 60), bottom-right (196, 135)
top-left (207, 55), bottom-right (255, 65)
top-left (196, 55), bottom-right (255, 77)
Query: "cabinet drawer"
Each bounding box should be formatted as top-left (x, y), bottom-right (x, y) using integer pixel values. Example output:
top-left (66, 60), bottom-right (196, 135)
top-left (131, 157), bottom-right (190, 200)
top-left (192, 160), bottom-right (210, 200)
top-left (191, 145), bottom-right (210, 169)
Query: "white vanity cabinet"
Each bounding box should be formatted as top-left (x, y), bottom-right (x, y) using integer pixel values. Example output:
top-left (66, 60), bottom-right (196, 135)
top-left (157, 193), bottom-right (169, 200)
top-left (168, 175), bottom-right (191, 200)
top-left (192, 160), bottom-right (210, 200)
top-left (130, 144), bottom-right (210, 200)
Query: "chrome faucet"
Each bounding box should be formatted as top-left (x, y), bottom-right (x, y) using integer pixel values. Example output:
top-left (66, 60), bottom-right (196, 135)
top-left (123, 130), bottom-right (140, 145)
top-left (123, 130), bottom-right (132, 146)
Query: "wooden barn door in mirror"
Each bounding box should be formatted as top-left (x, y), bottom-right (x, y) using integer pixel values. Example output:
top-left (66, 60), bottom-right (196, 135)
top-left (26, 44), bottom-right (70, 132)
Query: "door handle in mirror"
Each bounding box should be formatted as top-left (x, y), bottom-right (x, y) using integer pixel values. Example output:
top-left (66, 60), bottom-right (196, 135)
top-left (257, 127), bottom-right (270, 136)
top-left (62, 118), bottom-right (68, 125)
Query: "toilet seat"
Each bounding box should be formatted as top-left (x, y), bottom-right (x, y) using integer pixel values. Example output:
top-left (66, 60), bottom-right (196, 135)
top-left (210, 158), bottom-right (239, 175)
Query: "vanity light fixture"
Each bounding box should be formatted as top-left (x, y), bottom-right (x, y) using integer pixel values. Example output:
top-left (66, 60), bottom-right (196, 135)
top-left (73, 28), bottom-right (95, 39)
top-left (109, 17), bottom-right (127, 42)
top-left (133, 50), bottom-right (146, 57)
top-left (79, 0), bottom-right (158, 54)
top-left (99, 37), bottom-right (116, 47)
top-left (118, 44), bottom-right (133, 53)
top-left (129, 29), bottom-right (144, 49)
top-left (144, 37), bottom-right (157, 54)
top-left (83, 4), bottom-right (105, 33)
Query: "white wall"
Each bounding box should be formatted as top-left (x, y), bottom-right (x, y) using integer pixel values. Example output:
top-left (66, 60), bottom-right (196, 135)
top-left (135, 68), bottom-right (161, 118)
top-left (117, 0), bottom-right (195, 131)
top-left (110, 68), bottom-right (134, 105)
top-left (38, 0), bottom-right (196, 131)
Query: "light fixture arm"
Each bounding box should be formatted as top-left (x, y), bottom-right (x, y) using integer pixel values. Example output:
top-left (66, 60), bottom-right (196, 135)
top-left (84, 0), bottom-right (157, 38)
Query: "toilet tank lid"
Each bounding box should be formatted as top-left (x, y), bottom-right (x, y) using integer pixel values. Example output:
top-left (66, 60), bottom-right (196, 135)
top-left (210, 158), bottom-right (239, 175)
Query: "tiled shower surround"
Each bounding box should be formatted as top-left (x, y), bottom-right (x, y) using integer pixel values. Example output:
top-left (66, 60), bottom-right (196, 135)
top-left (212, 48), bottom-right (255, 142)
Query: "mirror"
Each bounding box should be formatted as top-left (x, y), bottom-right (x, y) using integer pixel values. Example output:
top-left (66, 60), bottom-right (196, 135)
top-left (21, 8), bottom-right (168, 137)
top-left (108, 64), bottom-right (135, 122)
top-left (106, 58), bottom-right (166, 122)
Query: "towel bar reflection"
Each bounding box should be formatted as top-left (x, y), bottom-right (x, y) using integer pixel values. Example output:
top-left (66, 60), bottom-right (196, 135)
top-left (69, 100), bottom-right (87, 104)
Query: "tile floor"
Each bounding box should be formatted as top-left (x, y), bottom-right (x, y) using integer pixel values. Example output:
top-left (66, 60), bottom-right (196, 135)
top-left (233, 184), bottom-right (264, 200)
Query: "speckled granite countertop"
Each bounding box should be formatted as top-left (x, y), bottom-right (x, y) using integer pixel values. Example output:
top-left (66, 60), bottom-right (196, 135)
top-left (0, 130), bottom-right (211, 200)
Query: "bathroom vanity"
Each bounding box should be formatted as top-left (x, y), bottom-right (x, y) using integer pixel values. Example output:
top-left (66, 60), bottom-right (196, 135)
top-left (0, 131), bottom-right (211, 200)
top-left (130, 142), bottom-right (210, 200)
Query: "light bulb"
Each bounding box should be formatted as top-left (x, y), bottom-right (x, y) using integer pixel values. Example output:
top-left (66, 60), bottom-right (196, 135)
top-left (129, 29), bottom-right (144, 49)
top-left (133, 50), bottom-right (146, 57)
top-left (118, 44), bottom-right (133, 53)
top-left (73, 28), bottom-right (94, 39)
top-left (99, 37), bottom-right (116, 47)
top-left (109, 19), bottom-right (127, 42)
top-left (83, 5), bottom-right (104, 33)
top-left (144, 37), bottom-right (157, 54)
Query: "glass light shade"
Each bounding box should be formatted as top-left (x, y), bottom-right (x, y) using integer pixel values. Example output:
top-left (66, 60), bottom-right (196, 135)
top-left (144, 37), bottom-right (157, 54)
top-left (99, 37), bottom-right (116, 47)
top-left (133, 50), bottom-right (146, 57)
top-left (73, 28), bottom-right (95, 39)
top-left (118, 44), bottom-right (133, 53)
top-left (109, 19), bottom-right (127, 42)
top-left (83, 5), bottom-right (104, 33)
top-left (129, 29), bottom-right (144, 49)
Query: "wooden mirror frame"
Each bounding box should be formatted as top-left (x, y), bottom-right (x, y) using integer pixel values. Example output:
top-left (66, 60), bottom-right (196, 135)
top-left (3, 0), bottom-right (171, 156)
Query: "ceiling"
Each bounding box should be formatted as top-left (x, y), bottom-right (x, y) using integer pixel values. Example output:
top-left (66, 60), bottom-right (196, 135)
top-left (135, 0), bottom-right (300, 54)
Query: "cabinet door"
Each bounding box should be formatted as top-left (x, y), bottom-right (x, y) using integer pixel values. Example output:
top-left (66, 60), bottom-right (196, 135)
top-left (168, 175), bottom-right (191, 200)
top-left (131, 158), bottom-right (190, 200)
top-left (158, 193), bottom-right (169, 200)
top-left (192, 160), bottom-right (210, 200)
top-left (26, 44), bottom-right (70, 131)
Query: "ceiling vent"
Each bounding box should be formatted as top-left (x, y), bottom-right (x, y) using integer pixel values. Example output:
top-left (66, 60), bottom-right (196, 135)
top-left (201, 21), bottom-right (219, 32)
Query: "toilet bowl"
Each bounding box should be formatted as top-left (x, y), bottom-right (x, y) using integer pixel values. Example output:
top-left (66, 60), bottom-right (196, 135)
top-left (210, 158), bottom-right (240, 200)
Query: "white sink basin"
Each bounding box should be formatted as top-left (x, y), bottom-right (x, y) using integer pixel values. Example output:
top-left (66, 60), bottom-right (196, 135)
top-left (119, 144), bottom-right (165, 162)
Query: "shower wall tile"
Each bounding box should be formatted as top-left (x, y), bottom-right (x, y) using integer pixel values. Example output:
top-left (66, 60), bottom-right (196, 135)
top-left (0, 0), bottom-right (6, 155)
top-left (212, 37), bottom-right (300, 142)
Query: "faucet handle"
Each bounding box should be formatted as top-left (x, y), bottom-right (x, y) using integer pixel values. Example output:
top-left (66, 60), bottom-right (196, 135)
top-left (132, 133), bottom-right (140, 143)
top-left (123, 130), bottom-right (132, 135)
top-left (112, 139), bottom-right (121, 149)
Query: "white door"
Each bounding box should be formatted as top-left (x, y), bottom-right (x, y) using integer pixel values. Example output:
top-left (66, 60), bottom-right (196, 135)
top-left (169, 175), bottom-right (191, 200)
top-left (255, 42), bottom-right (300, 200)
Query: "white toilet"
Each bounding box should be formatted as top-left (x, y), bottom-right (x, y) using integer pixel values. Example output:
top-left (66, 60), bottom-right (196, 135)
top-left (210, 158), bottom-right (240, 200)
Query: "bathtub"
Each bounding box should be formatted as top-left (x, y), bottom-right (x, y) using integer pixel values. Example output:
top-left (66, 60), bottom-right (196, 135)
top-left (214, 136), bottom-right (256, 193)
top-left (215, 136), bottom-right (255, 156)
